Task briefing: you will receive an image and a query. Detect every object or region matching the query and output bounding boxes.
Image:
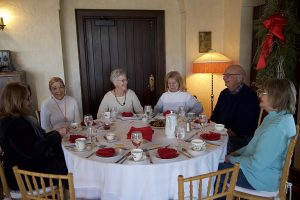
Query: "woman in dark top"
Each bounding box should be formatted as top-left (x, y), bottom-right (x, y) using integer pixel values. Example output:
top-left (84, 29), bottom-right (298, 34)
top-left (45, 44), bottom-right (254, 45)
top-left (0, 82), bottom-right (68, 190)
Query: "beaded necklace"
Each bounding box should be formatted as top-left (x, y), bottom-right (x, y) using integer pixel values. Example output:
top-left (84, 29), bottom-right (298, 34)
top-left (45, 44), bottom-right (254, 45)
top-left (113, 89), bottom-right (126, 106)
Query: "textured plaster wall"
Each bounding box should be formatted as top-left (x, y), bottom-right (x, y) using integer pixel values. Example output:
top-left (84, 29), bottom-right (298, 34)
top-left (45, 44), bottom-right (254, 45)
top-left (0, 0), bottom-right (64, 109)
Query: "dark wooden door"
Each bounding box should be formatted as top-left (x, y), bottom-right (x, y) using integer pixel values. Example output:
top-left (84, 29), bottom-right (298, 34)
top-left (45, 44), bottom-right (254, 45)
top-left (76, 10), bottom-right (166, 118)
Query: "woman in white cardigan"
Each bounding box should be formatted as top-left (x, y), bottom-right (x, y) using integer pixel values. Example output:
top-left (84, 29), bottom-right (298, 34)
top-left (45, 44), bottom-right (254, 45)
top-left (41, 77), bottom-right (81, 132)
top-left (154, 71), bottom-right (203, 115)
top-left (97, 68), bottom-right (143, 118)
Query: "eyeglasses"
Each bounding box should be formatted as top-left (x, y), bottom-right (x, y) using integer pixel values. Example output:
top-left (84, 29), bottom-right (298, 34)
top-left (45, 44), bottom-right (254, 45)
top-left (222, 73), bottom-right (240, 78)
top-left (117, 79), bottom-right (128, 83)
top-left (256, 89), bottom-right (268, 96)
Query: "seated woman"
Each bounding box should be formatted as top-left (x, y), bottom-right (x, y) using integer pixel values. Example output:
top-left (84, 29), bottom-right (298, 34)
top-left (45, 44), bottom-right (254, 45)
top-left (153, 71), bottom-right (203, 115)
top-left (41, 77), bottom-right (81, 132)
top-left (219, 78), bottom-right (297, 192)
top-left (97, 68), bottom-right (143, 118)
top-left (0, 82), bottom-right (68, 190)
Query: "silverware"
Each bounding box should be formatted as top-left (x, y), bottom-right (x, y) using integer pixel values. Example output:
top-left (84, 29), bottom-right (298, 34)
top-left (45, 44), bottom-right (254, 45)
top-left (85, 151), bottom-right (96, 158)
top-left (119, 152), bottom-right (131, 164)
top-left (178, 149), bottom-right (192, 158)
top-left (184, 132), bottom-right (199, 142)
top-left (115, 151), bottom-right (130, 163)
top-left (205, 141), bottom-right (221, 146)
top-left (144, 144), bottom-right (170, 152)
top-left (182, 148), bottom-right (193, 158)
top-left (146, 151), bottom-right (153, 164)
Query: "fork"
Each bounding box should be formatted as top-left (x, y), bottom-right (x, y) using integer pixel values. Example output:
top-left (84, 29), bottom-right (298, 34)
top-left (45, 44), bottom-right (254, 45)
top-left (184, 132), bottom-right (199, 142)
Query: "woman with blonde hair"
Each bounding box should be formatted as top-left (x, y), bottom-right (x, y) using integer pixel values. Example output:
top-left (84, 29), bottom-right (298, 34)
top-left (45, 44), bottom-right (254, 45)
top-left (97, 68), bottom-right (143, 118)
top-left (41, 77), bottom-right (81, 132)
top-left (0, 82), bottom-right (68, 190)
top-left (154, 71), bottom-right (203, 114)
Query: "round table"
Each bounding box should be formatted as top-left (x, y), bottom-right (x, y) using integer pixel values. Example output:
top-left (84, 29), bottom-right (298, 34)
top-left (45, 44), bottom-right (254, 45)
top-left (62, 119), bottom-right (227, 200)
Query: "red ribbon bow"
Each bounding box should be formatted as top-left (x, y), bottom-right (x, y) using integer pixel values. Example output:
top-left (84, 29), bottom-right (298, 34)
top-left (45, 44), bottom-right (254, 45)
top-left (256, 13), bottom-right (287, 70)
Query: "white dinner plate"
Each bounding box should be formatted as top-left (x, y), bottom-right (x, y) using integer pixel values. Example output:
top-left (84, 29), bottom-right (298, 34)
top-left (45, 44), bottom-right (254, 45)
top-left (71, 144), bottom-right (93, 152)
top-left (125, 154), bottom-right (149, 165)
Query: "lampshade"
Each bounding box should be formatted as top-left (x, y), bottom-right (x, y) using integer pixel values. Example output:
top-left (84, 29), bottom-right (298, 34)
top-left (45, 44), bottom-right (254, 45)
top-left (192, 51), bottom-right (232, 73)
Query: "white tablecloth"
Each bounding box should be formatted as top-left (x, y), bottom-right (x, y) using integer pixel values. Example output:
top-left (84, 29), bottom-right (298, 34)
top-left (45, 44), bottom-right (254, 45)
top-left (63, 120), bottom-right (227, 200)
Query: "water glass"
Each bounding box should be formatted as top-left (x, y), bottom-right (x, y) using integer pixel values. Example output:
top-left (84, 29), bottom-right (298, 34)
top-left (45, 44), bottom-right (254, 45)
top-left (178, 106), bottom-right (185, 117)
top-left (110, 106), bottom-right (118, 120)
top-left (199, 114), bottom-right (208, 127)
top-left (131, 131), bottom-right (143, 148)
top-left (175, 125), bottom-right (186, 150)
top-left (84, 114), bottom-right (93, 127)
top-left (144, 105), bottom-right (152, 118)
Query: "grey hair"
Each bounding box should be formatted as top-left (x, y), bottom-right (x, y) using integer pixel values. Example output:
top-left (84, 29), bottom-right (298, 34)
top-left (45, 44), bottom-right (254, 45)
top-left (228, 64), bottom-right (246, 83)
top-left (110, 68), bottom-right (127, 83)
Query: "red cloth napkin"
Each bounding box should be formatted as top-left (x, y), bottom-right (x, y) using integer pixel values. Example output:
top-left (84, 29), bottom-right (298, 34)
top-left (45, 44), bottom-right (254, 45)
top-left (201, 132), bottom-right (221, 141)
top-left (96, 148), bottom-right (116, 157)
top-left (127, 126), bottom-right (153, 141)
top-left (80, 121), bottom-right (96, 126)
top-left (122, 112), bottom-right (134, 117)
top-left (163, 110), bottom-right (171, 116)
top-left (157, 148), bottom-right (179, 159)
top-left (69, 135), bottom-right (87, 143)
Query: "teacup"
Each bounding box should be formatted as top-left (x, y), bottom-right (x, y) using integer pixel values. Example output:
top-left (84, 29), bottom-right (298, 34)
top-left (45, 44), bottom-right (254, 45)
top-left (131, 148), bottom-right (143, 161)
top-left (70, 122), bottom-right (80, 130)
top-left (215, 124), bottom-right (225, 131)
top-left (191, 139), bottom-right (206, 151)
top-left (75, 138), bottom-right (86, 151)
top-left (105, 132), bottom-right (116, 141)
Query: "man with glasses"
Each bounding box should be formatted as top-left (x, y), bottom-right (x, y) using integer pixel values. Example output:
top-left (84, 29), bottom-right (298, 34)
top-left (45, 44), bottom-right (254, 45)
top-left (211, 65), bottom-right (260, 153)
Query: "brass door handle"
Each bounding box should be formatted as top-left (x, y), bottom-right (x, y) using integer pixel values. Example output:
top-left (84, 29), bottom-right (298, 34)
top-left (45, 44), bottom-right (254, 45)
top-left (148, 74), bottom-right (155, 92)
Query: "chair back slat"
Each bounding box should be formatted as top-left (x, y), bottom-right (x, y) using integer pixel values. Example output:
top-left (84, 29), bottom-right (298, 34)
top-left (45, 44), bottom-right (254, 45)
top-left (0, 161), bottom-right (11, 198)
top-left (178, 163), bottom-right (240, 200)
top-left (13, 166), bottom-right (75, 200)
top-left (278, 125), bottom-right (299, 199)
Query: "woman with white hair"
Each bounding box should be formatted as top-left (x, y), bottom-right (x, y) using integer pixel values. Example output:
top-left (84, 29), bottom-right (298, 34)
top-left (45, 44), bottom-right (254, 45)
top-left (97, 68), bottom-right (143, 118)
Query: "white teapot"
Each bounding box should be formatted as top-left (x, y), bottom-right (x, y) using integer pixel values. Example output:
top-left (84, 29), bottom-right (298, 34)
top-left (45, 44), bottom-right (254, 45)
top-left (165, 113), bottom-right (177, 138)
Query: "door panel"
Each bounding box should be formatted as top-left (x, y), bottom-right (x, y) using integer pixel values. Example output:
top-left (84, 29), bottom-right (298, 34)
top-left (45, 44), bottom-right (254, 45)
top-left (76, 10), bottom-right (165, 118)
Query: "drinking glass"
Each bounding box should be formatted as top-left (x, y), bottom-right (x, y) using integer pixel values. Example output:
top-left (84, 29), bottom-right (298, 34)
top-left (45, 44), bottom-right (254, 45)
top-left (131, 131), bottom-right (143, 148)
top-left (84, 114), bottom-right (93, 127)
top-left (144, 105), bottom-right (152, 118)
top-left (175, 125), bottom-right (186, 150)
top-left (84, 114), bottom-right (94, 143)
top-left (110, 106), bottom-right (118, 120)
top-left (187, 112), bottom-right (196, 122)
top-left (178, 106), bottom-right (186, 117)
top-left (199, 114), bottom-right (208, 128)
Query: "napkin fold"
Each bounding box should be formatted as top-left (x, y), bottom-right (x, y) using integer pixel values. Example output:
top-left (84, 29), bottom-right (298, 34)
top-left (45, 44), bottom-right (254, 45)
top-left (122, 112), bottom-right (134, 117)
top-left (127, 126), bottom-right (153, 141)
top-left (157, 148), bottom-right (179, 159)
top-left (69, 135), bottom-right (87, 143)
top-left (80, 121), bottom-right (96, 126)
top-left (96, 148), bottom-right (116, 157)
top-left (200, 132), bottom-right (221, 141)
top-left (163, 110), bottom-right (171, 116)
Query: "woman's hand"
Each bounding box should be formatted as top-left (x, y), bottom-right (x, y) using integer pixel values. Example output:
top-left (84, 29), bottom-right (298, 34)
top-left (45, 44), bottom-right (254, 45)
top-left (225, 151), bottom-right (240, 163)
top-left (57, 127), bottom-right (67, 137)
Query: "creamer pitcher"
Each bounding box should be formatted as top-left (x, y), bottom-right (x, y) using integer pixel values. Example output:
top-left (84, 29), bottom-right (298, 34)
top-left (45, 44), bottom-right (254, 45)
top-left (165, 113), bottom-right (177, 138)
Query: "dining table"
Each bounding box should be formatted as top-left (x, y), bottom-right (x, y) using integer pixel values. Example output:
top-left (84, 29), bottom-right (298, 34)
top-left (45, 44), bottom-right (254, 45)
top-left (62, 116), bottom-right (228, 200)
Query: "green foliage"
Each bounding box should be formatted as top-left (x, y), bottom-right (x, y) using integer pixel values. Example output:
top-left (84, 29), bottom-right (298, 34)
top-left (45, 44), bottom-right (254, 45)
top-left (253, 0), bottom-right (300, 88)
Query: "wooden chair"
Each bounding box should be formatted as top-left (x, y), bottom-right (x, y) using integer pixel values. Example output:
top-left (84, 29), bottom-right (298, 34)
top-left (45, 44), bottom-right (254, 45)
top-left (0, 152), bottom-right (22, 199)
top-left (257, 108), bottom-right (264, 127)
top-left (178, 163), bottom-right (240, 200)
top-left (13, 166), bottom-right (75, 200)
top-left (233, 125), bottom-right (299, 200)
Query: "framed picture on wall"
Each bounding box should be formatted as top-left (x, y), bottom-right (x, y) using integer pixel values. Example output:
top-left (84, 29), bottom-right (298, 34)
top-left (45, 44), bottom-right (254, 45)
top-left (199, 32), bottom-right (211, 53)
top-left (0, 50), bottom-right (14, 71)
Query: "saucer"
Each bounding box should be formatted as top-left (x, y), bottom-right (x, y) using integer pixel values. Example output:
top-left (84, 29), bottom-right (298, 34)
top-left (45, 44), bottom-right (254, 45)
top-left (72, 144), bottom-right (92, 152)
top-left (187, 146), bottom-right (206, 157)
top-left (126, 154), bottom-right (149, 165)
top-left (103, 135), bottom-right (118, 143)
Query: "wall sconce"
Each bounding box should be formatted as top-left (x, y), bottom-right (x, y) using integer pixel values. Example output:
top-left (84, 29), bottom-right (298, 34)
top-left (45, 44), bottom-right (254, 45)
top-left (0, 17), bottom-right (6, 30)
top-left (193, 50), bottom-right (232, 113)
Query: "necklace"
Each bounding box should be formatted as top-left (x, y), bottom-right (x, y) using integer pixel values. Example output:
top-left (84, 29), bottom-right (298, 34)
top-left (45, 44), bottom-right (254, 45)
top-left (52, 96), bottom-right (67, 123)
top-left (113, 89), bottom-right (126, 106)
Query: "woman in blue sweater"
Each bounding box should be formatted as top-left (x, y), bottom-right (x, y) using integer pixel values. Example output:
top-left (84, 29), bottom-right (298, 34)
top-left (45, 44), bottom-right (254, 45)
top-left (219, 78), bottom-right (296, 192)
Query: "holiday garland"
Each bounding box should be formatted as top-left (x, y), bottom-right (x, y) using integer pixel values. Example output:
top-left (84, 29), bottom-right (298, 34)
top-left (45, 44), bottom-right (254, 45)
top-left (253, 0), bottom-right (300, 87)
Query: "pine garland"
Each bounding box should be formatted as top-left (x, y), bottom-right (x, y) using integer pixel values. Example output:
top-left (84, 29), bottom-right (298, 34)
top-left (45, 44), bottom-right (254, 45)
top-left (253, 0), bottom-right (300, 88)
